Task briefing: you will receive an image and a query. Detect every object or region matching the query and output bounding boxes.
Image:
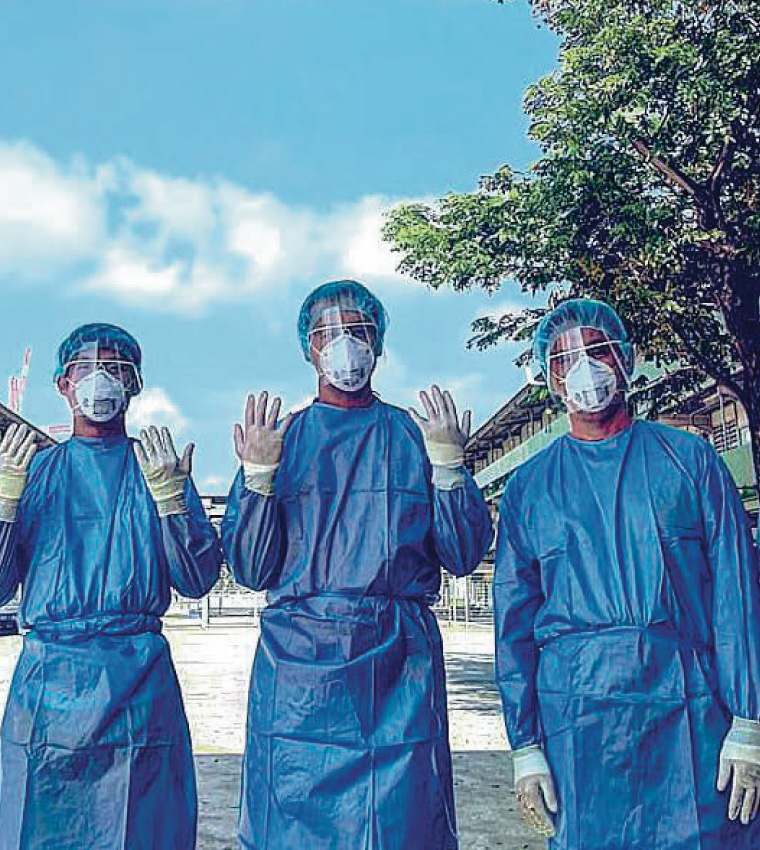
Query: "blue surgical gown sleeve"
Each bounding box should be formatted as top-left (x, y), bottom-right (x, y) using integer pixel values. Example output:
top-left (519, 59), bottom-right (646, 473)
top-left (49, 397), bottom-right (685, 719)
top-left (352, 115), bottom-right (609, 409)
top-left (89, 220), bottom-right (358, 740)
top-left (431, 469), bottom-right (493, 577)
top-left (221, 469), bottom-right (286, 591)
top-left (0, 521), bottom-right (19, 606)
top-left (701, 447), bottom-right (760, 721)
top-left (493, 475), bottom-right (543, 749)
top-left (160, 478), bottom-right (223, 598)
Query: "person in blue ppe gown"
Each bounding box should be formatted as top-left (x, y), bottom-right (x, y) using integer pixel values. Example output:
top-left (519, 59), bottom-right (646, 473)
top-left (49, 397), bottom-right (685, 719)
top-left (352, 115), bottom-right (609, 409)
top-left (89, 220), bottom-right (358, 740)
top-left (222, 279), bottom-right (493, 850)
top-left (494, 298), bottom-right (760, 849)
top-left (0, 323), bottom-right (222, 850)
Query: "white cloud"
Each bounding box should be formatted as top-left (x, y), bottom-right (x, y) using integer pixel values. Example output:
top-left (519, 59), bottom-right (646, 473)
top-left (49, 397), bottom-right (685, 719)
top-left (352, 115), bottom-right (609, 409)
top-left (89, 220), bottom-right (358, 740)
top-left (127, 387), bottom-right (188, 434)
top-left (0, 138), bottom-right (428, 312)
top-left (0, 141), bottom-right (103, 275)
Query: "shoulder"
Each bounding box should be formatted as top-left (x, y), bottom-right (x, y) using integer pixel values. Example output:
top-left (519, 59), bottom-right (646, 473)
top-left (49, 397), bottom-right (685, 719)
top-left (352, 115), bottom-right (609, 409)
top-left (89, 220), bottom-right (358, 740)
top-left (633, 419), bottom-right (716, 461)
top-left (499, 438), bottom-right (563, 511)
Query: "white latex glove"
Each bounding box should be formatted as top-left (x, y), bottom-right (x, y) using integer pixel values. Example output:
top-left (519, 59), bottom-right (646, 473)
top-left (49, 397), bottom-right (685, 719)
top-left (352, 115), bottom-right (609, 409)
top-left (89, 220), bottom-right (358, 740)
top-left (409, 385), bottom-right (472, 467)
top-left (0, 424), bottom-right (37, 522)
top-left (717, 717), bottom-right (760, 825)
top-left (233, 392), bottom-right (292, 496)
top-left (134, 426), bottom-right (193, 517)
top-left (513, 745), bottom-right (558, 838)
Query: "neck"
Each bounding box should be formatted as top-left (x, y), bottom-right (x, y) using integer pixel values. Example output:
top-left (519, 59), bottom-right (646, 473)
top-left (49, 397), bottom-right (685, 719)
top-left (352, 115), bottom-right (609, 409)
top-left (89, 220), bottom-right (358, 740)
top-left (317, 378), bottom-right (375, 409)
top-left (72, 414), bottom-right (127, 438)
top-left (567, 396), bottom-right (632, 441)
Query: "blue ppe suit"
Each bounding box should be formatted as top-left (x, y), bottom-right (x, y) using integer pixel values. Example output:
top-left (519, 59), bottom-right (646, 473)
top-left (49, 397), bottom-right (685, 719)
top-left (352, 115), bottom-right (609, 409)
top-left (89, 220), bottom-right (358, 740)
top-left (221, 399), bottom-right (493, 850)
top-left (494, 420), bottom-right (760, 849)
top-left (0, 435), bottom-right (222, 850)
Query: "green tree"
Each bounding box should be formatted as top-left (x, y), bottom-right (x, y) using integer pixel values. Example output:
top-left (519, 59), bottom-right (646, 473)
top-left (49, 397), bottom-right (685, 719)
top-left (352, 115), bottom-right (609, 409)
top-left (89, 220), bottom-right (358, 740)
top-left (383, 0), bottom-right (760, 485)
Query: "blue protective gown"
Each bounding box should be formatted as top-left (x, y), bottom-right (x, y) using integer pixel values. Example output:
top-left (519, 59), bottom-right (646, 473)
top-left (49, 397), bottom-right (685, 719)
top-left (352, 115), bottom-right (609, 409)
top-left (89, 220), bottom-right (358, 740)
top-left (494, 420), bottom-right (760, 850)
top-left (221, 399), bottom-right (493, 850)
top-left (0, 435), bottom-right (222, 850)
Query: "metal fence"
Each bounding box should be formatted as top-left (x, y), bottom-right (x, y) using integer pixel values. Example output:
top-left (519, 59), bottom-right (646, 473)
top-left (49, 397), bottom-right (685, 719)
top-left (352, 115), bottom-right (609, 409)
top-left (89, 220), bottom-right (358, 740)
top-left (170, 566), bottom-right (495, 628)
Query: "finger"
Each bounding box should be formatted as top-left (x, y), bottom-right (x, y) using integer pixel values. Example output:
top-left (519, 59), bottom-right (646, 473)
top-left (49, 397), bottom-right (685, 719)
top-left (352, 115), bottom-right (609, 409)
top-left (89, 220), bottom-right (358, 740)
top-left (8, 424), bottom-right (28, 455)
top-left (430, 384), bottom-right (446, 417)
top-left (233, 423), bottom-right (245, 459)
top-left (729, 772), bottom-right (743, 820)
top-left (753, 782), bottom-right (760, 821)
top-left (278, 412), bottom-right (293, 435)
top-left (442, 388), bottom-right (458, 421)
top-left (139, 429), bottom-right (156, 464)
top-left (540, 775), bottom-right (558, 814)
top-left (0, 424), bottom-right (16, 453)
top-left (717, 758), bottom-right (731, 792)
top-left (461, 409), bottom-right (472, 441)
top-left (179, 443), bottom-right (194, 476)
top-left (149, 425), bottom-right (162, 454)
top-left (245, 394), bottom-right (256, 432)
top-left (256, 391), bottom-right (269, 428)
top-left (161, 427), bottom-right (178, 462)
top-left (267, 397), bottom-right (282, 430)
top-left (419, 390), bottom-right (436, 420)
top-left (742, 783), bottom-right (757, 825)
top-left (21, 441), bottom-right (37, 469)
top-left (133, 441), bottom-right (149, 469)
top-left (18, 430), bottom-right (37, 461)
top-left (408, 408), bottom-right (426, 430)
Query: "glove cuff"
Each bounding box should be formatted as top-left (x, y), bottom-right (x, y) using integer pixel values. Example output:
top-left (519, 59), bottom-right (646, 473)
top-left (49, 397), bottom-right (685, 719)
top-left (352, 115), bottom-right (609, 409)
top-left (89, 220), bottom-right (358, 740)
top-left (0, 497), bottom-right (19, 523)
top-left (723, 716), bottom-right (760, 765)
top-left (147, 477), bottom-right (187, 504)
top-left (0, 470), bottom-right (27, 502)
top-left (243, 462), bottom-right (279, 496)
top-left (425, 440), bottom-right (465, 468)
top-left (156, 494), bottom-right (188, 517)
top-left (512, 745), bottom-right (551, 785)
top-left (431, 465), bottom-right (467, 491)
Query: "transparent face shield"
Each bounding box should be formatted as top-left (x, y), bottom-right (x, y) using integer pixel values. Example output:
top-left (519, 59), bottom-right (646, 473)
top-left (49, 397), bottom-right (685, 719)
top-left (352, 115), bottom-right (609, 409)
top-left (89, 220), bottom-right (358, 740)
top-left (307, 306), bottom-right (378, 392)
top-left (546, 327), bottom-right (627, 413)
top-left (61, 342), bottom-right (142, 422)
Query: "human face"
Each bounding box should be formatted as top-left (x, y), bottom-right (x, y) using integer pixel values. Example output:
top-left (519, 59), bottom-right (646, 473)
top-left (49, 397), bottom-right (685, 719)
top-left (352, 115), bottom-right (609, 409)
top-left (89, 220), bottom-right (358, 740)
top-left (548, 327), bottom-right (626, 394)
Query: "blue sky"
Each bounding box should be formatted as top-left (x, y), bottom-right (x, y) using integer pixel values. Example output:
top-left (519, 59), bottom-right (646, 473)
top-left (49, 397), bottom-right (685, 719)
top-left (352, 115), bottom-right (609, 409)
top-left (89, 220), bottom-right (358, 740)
top-left (0, 0), bottom-right (558, 493)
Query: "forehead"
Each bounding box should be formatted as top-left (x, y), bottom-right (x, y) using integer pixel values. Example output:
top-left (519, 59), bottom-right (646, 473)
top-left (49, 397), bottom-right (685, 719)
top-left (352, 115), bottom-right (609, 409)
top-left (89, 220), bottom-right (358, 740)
top-left (312, 308), bottom-right (370, 329)
top-left (550, 326), bottom-right (608, 355)
top-left (68, 345), bottom-right (120, 362)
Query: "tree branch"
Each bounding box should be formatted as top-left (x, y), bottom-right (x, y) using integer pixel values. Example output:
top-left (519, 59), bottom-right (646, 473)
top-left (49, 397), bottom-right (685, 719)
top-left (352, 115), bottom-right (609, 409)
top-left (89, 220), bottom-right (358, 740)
top-left (631, 140), bottom-right (703, 199)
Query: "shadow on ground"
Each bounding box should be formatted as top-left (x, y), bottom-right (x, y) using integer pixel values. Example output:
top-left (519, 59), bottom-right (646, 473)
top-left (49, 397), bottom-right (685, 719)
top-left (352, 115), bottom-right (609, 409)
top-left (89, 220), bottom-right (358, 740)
top-left (195, 752), bottom-right (546, 850)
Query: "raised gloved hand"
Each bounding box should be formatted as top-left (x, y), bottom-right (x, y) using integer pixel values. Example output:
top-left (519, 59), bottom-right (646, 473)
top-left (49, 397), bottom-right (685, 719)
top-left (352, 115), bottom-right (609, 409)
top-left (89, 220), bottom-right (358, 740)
top-left (233, 392), bottom-right (292, 496)
top-left (717, 717), bottom-right (760, 825)
top-left (0, 424), bottom-right (37, 523)
top-left (513, 745), bottom-right (558, 838)
top-left (134, 426), bottom-right (193, 517)
top-left (409, 385), bottom-right (472, 489)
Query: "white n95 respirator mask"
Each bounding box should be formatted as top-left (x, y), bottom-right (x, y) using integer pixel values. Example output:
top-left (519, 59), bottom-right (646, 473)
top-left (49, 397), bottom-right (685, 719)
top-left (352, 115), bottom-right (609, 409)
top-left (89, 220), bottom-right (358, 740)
top-left (73, 370), bottom-right (128, 423)
top-left (318, 335), bottom-right (376, 393)
top-left (564, 354), bottom-right (618, 413)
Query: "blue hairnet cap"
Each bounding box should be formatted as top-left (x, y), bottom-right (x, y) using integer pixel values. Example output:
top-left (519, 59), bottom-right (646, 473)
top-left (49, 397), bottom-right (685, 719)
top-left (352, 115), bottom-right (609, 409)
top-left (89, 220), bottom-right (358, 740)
top-left (55, 322), bottom-right (143, 391)
top-left (297, 279), bottom-right (388, 362)
top-left (532, 298), bottom-right (635, 375)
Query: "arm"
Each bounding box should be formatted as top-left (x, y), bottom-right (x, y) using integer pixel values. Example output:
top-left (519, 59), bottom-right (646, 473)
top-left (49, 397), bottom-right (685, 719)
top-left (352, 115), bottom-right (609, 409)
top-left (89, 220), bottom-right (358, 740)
top-left (432, 471), bottom-right (493, 577)
top-left (220, 468), bottom-right (286, 591)
top-left (493, 479), bottom-right (545, 750)
top-left (161, 478), bottom-right (222, 599)
top-left (702, 448), bottom-right (760, 720)
top-left (0, 425), bottom-right (37, 605)
top-left (0, 521), bottom-right (20, 607)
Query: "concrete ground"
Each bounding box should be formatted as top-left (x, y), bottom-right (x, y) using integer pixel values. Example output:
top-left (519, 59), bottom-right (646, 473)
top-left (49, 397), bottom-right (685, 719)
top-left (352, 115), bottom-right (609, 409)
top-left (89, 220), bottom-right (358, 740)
top-left (0, 621), bottom-right (546, 850)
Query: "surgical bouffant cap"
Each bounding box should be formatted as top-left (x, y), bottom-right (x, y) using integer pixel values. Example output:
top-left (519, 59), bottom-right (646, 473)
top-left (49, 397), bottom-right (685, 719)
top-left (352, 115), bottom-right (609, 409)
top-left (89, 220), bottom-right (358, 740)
top-left (532, 298), bottom-right (635, 375)
top-left (55, 322), bottom-right (143, 389)
top-left (297, 279), bottom-right (389, 362)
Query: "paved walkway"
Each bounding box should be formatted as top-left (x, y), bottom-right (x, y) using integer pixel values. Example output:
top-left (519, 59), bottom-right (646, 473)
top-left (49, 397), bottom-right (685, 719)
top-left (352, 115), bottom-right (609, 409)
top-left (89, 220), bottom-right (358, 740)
top-left (0, 621), bottom-right (546, 849)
